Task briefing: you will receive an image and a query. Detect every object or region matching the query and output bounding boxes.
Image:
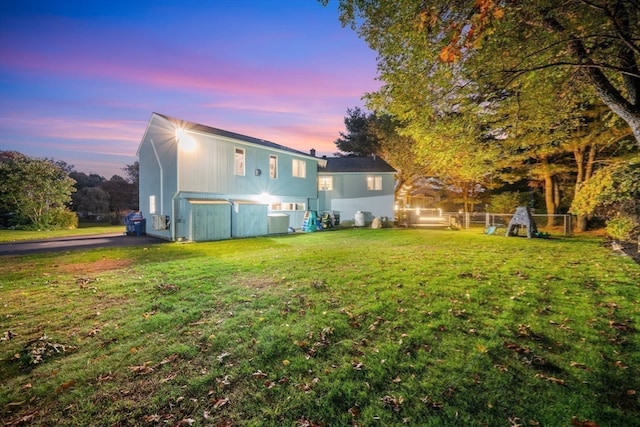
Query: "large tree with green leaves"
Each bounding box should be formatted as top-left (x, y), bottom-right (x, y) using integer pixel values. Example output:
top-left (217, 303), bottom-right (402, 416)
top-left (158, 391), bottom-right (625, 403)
top-left (0, 151), bottom-right (76, 229)
top-left (323, 0), bottom-right (640, 146)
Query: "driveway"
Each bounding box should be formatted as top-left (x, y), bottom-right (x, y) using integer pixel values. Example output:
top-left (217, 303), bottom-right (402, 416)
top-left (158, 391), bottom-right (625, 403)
top-left (0, 233), bottom-right (166, 256)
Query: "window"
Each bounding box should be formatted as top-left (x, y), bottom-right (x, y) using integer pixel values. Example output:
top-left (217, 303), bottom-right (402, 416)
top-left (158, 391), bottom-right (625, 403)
top-left (270, 202), bottom-right (306, 211)
top-left (367, 176), bottom-right (382, 190)
top-left (318, 176), bottom-right (333, 191)
top-left (269, 155), bottom-right (278, 179)
top-left (292, 159), bottom-right (306, 178)
top-left (235, 148), bottom-right (245, 176)
top-left (149, 195), bottom-right (156, 215)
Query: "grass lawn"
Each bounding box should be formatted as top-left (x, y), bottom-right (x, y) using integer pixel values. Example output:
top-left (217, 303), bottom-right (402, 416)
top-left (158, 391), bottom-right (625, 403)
top-left (0, 224), bottom-right (125, 243)
top-left (1, 229), bottom-right (639, 426)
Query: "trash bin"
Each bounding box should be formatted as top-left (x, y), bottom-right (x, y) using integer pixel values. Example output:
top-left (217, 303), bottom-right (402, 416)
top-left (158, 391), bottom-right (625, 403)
top-left (133, 218), bottom-right (146, 236)
top-left (125, 212), bottom-right (145, 236)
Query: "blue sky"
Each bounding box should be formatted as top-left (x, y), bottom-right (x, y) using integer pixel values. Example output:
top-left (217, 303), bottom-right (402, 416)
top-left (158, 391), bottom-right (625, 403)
top-left (0, 0), bottom-right (379, 178)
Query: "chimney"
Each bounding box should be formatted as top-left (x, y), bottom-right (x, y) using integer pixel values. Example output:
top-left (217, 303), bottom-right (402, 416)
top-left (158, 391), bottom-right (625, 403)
top-left (310, 148), bottom-right (316, 157)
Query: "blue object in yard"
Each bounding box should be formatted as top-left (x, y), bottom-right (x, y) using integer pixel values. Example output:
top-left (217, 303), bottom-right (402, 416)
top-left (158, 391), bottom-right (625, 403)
top-left (125, 212), bottom-right (146, 236)
top-left (302, 210), bottom-right (320, 232)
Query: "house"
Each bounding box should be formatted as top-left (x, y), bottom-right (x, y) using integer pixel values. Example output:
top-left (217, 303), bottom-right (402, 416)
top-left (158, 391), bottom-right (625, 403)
top-left (318, 156), bottom-right (396, 225)
top-left (137, 113), bottom-right (396, 241)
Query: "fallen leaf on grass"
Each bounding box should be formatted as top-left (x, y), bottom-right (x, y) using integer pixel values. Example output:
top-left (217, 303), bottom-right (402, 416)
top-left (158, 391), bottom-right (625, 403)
top-left (352, 361), bottom-right (365, 370)
top-left (174, 418), bottom-right (196, 426)
top-left (296, 416), bottom-right (324, 426)
top-left (142, 311), bottom-right (156, 319)
top-left (54, 380), bottom-right (76, 393)
top-left (159, 354), bottom-right (179, 365)
top-left (508, 416), bottom-right (522, 427)
top-left (609, 320), bottom-right (634, 332)
top-left (570, 361), bottom-right (589, 370)
top-left (420, 396), bottom-right (444, 409)
top-left (615, 360), bottom-right (629, 369)
top-left (381, 395), bottom-right (404, 412)
top-left (570, 417), bottom-right (599, 427)
top-left (4, 408), bottom-right (38, 426)
top-left (159, 372), bottom-right (177, 383)
top-left (128, 362), bottom-right (154, 375)
top-left (212, 397), bottom-right (229, 409)
top-left (534, 373), bottom-right (565, 385)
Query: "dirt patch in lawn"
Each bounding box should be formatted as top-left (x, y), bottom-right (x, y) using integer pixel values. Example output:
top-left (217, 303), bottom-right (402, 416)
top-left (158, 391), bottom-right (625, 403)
top-left (55, 258), bottom-right (134, 274)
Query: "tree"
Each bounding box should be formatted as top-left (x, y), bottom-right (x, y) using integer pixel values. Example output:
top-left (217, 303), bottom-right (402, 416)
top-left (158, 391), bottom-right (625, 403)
top-left (72, 187), bottom-right (110, 216)
top-left (571, 160), bottom-right (640, 240)
top-left (334, 107), bottom-right (380, 156)
top-left (323, 0), bottom-right (640, 146)
top-left (69, 171), bottom-right (106, 191)
top-left (0, 151), bottom-right (76, 229)
top-left (102, 175), bottom-right (135, 223)
top-left (571, 160), bottom-right (640, 220)
top-left (122, 161), bottom-right (139, 210)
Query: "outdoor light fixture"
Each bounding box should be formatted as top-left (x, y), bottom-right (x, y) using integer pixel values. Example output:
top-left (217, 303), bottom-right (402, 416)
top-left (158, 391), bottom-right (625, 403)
top-left (175, 127), bottom-right (196, 152)
top-left (255, 169), bottom-right (262, 176)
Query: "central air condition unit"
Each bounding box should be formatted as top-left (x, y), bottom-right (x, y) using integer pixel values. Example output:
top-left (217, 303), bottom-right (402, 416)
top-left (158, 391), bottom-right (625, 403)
top-left (152, 214), bottom-right (170, 230)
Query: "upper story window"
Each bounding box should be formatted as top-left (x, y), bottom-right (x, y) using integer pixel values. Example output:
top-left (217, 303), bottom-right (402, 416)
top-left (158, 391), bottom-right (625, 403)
top-left (269, 155), bottom-right (278, 179)
top-left (367, 175), bottom-right (382, 190)
top-left (318, 176), bottom-right (333, 191)
top-left (292, 158), bottom-right (306, 178)
top-left (235, 148), bottom-right (245, 176)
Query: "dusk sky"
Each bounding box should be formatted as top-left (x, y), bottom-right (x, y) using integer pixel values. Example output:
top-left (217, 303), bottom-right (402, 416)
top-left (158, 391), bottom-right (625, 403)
top-left (0, 0), bottom-right (380, 178)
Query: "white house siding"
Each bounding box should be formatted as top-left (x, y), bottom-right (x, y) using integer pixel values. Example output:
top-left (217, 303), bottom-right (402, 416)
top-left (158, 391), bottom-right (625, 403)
top-left (137, 113), bottom-right (325, 241)
top-left (231, 201), bottom-right (268, 238)
top-left (318, 171), bottom-right (396, 221)
top-left (190, 200), bottom-right (232, 241)
top-left (137, 116), bottom-right (179, 240)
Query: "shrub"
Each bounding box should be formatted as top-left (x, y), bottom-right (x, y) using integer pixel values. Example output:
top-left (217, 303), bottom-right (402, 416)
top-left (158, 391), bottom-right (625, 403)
top-left (606, 215), bottom-right (639, 242)
top-left (46, 208), bottom-right (79, 230)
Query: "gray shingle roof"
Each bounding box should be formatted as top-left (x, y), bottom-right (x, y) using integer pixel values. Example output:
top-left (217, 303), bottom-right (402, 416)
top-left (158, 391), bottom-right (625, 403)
top-left (320, 156), bottom-right (396, 173)
top-left (154, 112), bottom-right (316, 158)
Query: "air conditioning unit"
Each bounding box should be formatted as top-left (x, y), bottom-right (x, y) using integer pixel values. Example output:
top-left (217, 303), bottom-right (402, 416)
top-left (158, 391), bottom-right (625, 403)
top-left (152, 214), bottom-right (170, 230)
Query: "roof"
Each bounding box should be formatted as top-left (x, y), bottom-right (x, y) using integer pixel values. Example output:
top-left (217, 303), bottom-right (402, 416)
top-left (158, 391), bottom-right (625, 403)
top-left (320, 156), bottom-right (396, 173)
top-left (152, 112), bottom-right (319, 160)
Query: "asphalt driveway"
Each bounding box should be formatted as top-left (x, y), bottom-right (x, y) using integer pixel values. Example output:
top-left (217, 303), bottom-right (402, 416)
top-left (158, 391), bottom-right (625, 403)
top-left (0, 233), bottom-right (166, 256)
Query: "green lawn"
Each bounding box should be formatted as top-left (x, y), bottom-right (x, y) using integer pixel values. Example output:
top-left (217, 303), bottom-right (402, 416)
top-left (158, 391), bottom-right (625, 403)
top-left (0, 224), bottom-right (125, 243)
top-left (1, 229), bottom-right (639, 426)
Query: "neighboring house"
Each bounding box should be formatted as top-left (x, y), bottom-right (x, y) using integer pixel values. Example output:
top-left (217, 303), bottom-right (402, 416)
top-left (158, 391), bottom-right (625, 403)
top-left (137, 113), bottom-right (396, 241)
top-left (318, 156), bottom-right (396, 225)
